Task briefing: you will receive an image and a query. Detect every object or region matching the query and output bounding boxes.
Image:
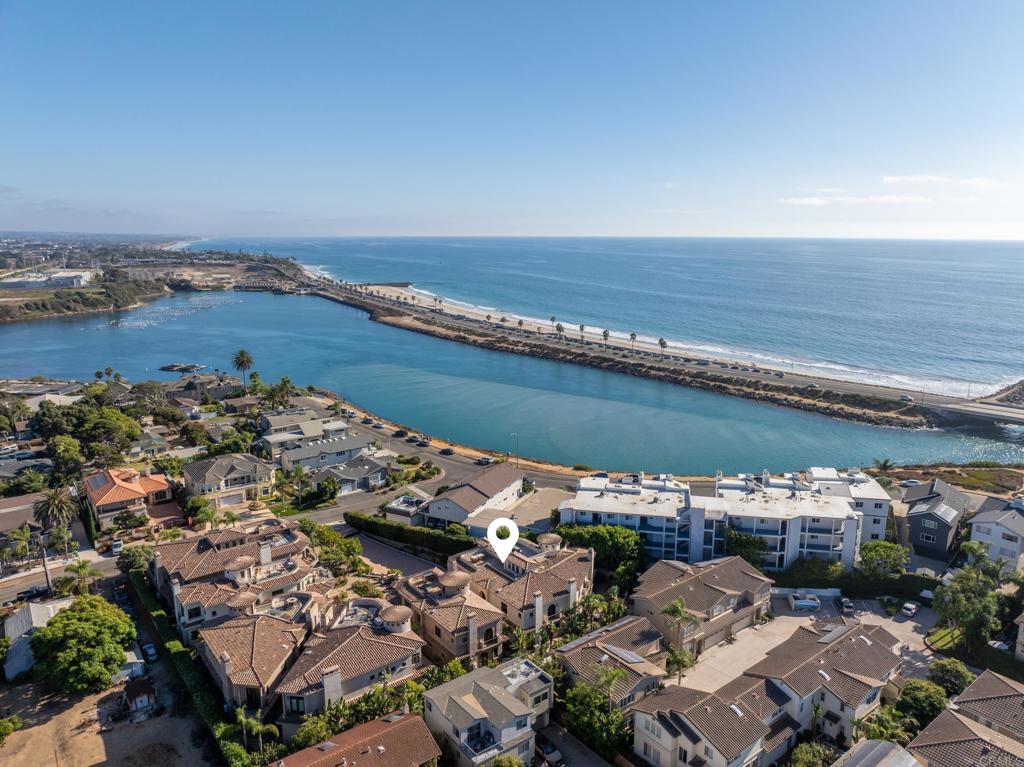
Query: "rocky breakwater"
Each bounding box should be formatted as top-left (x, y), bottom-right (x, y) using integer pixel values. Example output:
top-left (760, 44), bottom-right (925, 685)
top-left (365, 306), bottom-right (932, 429)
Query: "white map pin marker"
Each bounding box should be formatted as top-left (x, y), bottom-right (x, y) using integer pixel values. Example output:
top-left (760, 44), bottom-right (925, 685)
top-left (486, 517), bottom-right (519, 563)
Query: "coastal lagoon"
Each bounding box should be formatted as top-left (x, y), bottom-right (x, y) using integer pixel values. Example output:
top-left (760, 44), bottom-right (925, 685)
top-left (1, 290), bottom-right (1022, 474)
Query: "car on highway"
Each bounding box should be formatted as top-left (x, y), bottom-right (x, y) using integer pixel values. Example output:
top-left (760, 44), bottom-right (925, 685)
top-left (439, 447), bottom-right (454, 456)
top-left (900, 394), bottom-right (915, 402)
top-left (774, 371), bottom-right (785, 378)
top-left (393, 429), bottom-right (408, 438)
top-left (806, 382), bottom-right (820, 389)
top-left (142, 643), bottom-right (159, 663)
top-left (475, 456), bottom-right (493, 466)
top-left (901, 601), bottom-right (920, 617)
top-left (361, 417), bottom-right (374, 424)
top-left (535, 733), bottom-right (564, 767)
top-left (416, 440), bottom-right (429, 447)
top-left (900, 479), bottom-right (923, 488)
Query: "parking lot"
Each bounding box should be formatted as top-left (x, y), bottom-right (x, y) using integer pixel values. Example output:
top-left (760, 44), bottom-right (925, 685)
top-left (677, 595), bottom-right (939, 693)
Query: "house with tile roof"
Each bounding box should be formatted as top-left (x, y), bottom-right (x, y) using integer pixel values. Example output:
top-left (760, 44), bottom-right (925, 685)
top-left (633, 620), bottom-right (903, 767)
top-left (830, 740), bottom-right (919, 767)
top-left (308, 455), bottom-right (389, 496)
top-left (280, 434), bottom-right (373, 472)
top-left (396, 567), bottom-right (506, 667)
top-left (198, 613), bottom-right (308, 710)
top-left (631, 557), bottom-right (772, 656)
top-left (150, 518), bottom-right (326, 643)
top-left (908, 670), bottom-right (1024, 767)
top-left (161, 372), bottom-right (241, 402)
top-left (444, 532), bottom-right (594, 631)
top-left (274, 604), bottom-right (426, 739)
top-left (422, 462), bottom-right (524, 530)
top-left (182, 453), bottom-right (275, 511)
top-left (424, 658), bottom-right (554, 767)
top-left (555, 616), bottom-right (666, 710)
top-left (969, 495), bottom-right (1024, 576)
top-left (278, 712), bottom-right (440, 767)
top-left (82, 467), bottom-right (176, 531)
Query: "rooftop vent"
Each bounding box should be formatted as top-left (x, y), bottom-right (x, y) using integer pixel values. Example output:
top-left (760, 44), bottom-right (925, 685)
top-left (729, 704), bottom-right (744, 717)
top-left (817, 670), bottom-right (831, 681)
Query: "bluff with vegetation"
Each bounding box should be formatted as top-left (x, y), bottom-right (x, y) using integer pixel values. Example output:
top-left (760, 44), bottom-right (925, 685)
top-left (0, 270), bottom-right (169, 321)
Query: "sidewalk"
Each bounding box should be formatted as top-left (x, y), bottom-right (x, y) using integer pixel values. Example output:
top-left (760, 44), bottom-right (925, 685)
top-left (0, 547), bottom-right (105, 586)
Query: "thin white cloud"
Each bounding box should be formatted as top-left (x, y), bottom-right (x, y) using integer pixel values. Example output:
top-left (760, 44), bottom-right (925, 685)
top-left (883, 174), bottom-right (1006, 189)
top-left (777, 195), bottom-right (931, 206)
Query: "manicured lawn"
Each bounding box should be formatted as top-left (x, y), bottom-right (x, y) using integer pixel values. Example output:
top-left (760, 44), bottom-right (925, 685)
top-left (928, 625), bottom-right (1024, 681)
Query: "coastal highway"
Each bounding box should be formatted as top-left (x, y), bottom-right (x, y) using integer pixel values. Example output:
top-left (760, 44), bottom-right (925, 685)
top-left (295, 274), bottom-right (1024, 426)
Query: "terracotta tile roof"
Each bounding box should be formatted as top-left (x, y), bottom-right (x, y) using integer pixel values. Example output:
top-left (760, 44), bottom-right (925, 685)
top-left (396, 572), bottom-right (504, 634)
top-left (458, 547), bottom-right (593, 609)
top-left (182, 453), bottom-right (274, 485)
top-left (558, 642), bottom-right (666, 703)
top-left (909, 710), bottom-right (1024, 767)
top-left (274, 626), bottom-right (425, 696)
top-left (154, 524), bottom-right (311, 584)
top-left (632, 556), bottom-right (772, 613)
top-left (199, 614), bottom-right (307, 688)
top-left (83, 468), bottom-right (170, 507)
top-left (953, 669), bottom-right (1024, 741)
top-left (278, 713), bottom-right (440, 767)
top-left (714, 674), bottom-right (791, 720)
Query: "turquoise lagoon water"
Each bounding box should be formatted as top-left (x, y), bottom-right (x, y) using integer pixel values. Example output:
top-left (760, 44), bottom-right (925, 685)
top-left (0, 287), bottom-right (1022, 474)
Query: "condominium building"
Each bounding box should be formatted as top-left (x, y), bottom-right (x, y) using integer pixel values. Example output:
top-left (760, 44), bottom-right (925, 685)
top-left (559, 469), bottom-right (864, 570)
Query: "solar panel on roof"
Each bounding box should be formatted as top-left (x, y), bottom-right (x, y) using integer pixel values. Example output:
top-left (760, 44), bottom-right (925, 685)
top-left (605, 644), bottom-right (646, 664)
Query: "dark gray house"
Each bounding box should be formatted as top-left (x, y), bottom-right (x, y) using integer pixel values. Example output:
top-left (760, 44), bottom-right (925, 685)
top-left (904, 479), bottom-right (972, 559)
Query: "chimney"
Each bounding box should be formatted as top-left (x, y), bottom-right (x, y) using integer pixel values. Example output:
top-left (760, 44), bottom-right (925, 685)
top-left (260, 541), bottom-right (272, 566)
top-left (171, 579), bottom-right (182, 597)
top-left (568, 578), bottom-right (578, 607)
top-left (534, 590), bottom-right (544, 629)
top-left (321, 665), bottom-right (342, 703)
top-left (221, 652), bottom-right (232, 678)
top-left (467, 612), bottom-right (478, 655)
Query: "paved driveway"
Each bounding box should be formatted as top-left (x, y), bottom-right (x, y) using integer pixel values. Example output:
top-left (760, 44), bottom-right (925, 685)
top-left (676, 596), bottom-right (940, 693)
top-left (354, 534), bottom-right (435, 575)
top-left (678, 613), bottom-right (806, 692)
top-left (541, 724), bottom-right (613, 767)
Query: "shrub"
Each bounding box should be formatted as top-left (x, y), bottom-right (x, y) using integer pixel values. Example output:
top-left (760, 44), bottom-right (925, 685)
top-left (344, 512), bottom-right (475, 558)
top-left (351, 580), bottom-right (383, 598)
top-left (928, 658), bottom-right (976, 697)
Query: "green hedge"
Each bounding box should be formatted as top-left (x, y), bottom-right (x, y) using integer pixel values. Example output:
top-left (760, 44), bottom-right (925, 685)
top-left (771, 558), bottom-right (939, 600)
top-left (344, 511), bottom-right (476, 556)
top-left (128, 570), bottom-right (242, 766)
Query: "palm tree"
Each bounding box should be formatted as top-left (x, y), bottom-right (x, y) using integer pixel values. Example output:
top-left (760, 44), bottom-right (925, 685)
top-left (604, 585), bottom-right (626, 622)
top-left (232, 349), bottom-right (254, 394)
top-left (872, 457), bottom-right (895, 473)
top-left (94, 370), bottom-right (104, 381)
top-left (33, 488), bottom-right (77, 531)
top-left (550, 315), bottom-right (556, 331)
top-left (291, 465), bottom-right (311, 504)
top-left (593, 664), bottom-right (628, 712)
top-left (222, 511), bottom-right (242, 527)
top-left (658, 337), bottom-right (668, 356)
top-left (665, 646), bottom-right (694, 685)
top-left (66, 556), bottom-right (102, 595)
top-left (8, 525), bottom-right (33, 563)
top-left (580, 592), bottom-right (606, 630)
top-left (579, 323), bottom-right (585, 340)
top-left (811, 701), bottom-right (823, 736)
top-left (517, 319), bottom-right (524, 329)
top-left (555, 322), bottom-right (564, 337)
top-left (48, 525), bottom-right (74, 559)
top-left (104, 367), bottom-right (113, 380)
top-left (661, 596), bottom-right (700, 649)
top-left (194, 505), bottom-right (221, 530)
top-left (602, 329), bottom-right (610, 346)
top-left (629, 331), bottom-right (637, 350)
top-left (236, 708), bottom-right (279, 751)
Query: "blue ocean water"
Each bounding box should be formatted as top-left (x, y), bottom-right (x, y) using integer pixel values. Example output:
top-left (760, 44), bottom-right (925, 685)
top-left (0, 287), bottom-right (1021, 474)
top-left (193, 237), bottom-right (1024, 397)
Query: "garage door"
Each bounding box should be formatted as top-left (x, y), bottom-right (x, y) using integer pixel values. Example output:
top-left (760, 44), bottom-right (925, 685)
top-left (733, 614), bottom-right (754, 633)
top-left (220, 493), bottom-right (244, 507)
top-left (703, 628), bottom-right (728, 649)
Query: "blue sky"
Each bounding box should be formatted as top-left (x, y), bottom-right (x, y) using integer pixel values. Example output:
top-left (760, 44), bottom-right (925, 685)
top-left (1, 1), bottom-right (1022, 238)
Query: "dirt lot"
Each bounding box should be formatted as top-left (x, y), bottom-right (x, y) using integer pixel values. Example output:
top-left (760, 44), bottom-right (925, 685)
top-left (0, 669), bottom-right (215, 767)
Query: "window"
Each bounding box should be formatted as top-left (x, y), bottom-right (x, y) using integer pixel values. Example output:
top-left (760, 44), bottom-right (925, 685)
top-left (920, 533), bottom-right (936, 543)
top-left (679, 748), bottom-right (688, 763)
top-left (874, 502), bottom-right (884, 509)
top-left (1003, 532), bottom-right (1020, 543)
top-left (854, 502), bottom-right (863, 508)
top-left (976, 525), bottom-right (992, 536)
top-left (288, 696), bottom-right (305, 714)
top-left (921, 519), bottom-right (938, 529)
top-left (871, 534), bottom-right (880, 540)
top-left (501, 603), bottom-right (508, 614)
top-left (515, 717), bottom-right (528, 730)
top-left (532, 692), bottom-right (549, 705)
top-left (434, 626), bottom-right (441, 638)
top-left (518, 741), bottom-right (530, 756)
top-left (872, 518), bottom-right (882, 524)
top-left (705, 746), bottom-right (713, 758)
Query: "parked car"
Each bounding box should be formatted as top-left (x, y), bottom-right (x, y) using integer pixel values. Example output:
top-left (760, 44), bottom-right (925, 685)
top-left (474, 456), bottom-right (493, 466)
top-left (901, 601), bottom-right (920, 617)
top-left (16, 586), bottom-right (48, 602)
top-left (900, 479), bottom-right (923, 488)
top-left (361, 417), bottom-right (374, 424)
top-left (416, 440), bottom-right (429, 447)
top-left (900, 394), bottom-right (915, 402)
top-left (392, 429), bottom-right (408, 438)
top-left (110, 539), bottom-right (124, 555)
top-left (535, 733), bottom-right (564, 767)
top-left (372, 421), bottom-right (383, 428)
top-left (141, 643), bottom-right (159, 663)
top-left (836, 597), bottom-right (856, 616)
top-left (439, 447), bottom-right (455, 456)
